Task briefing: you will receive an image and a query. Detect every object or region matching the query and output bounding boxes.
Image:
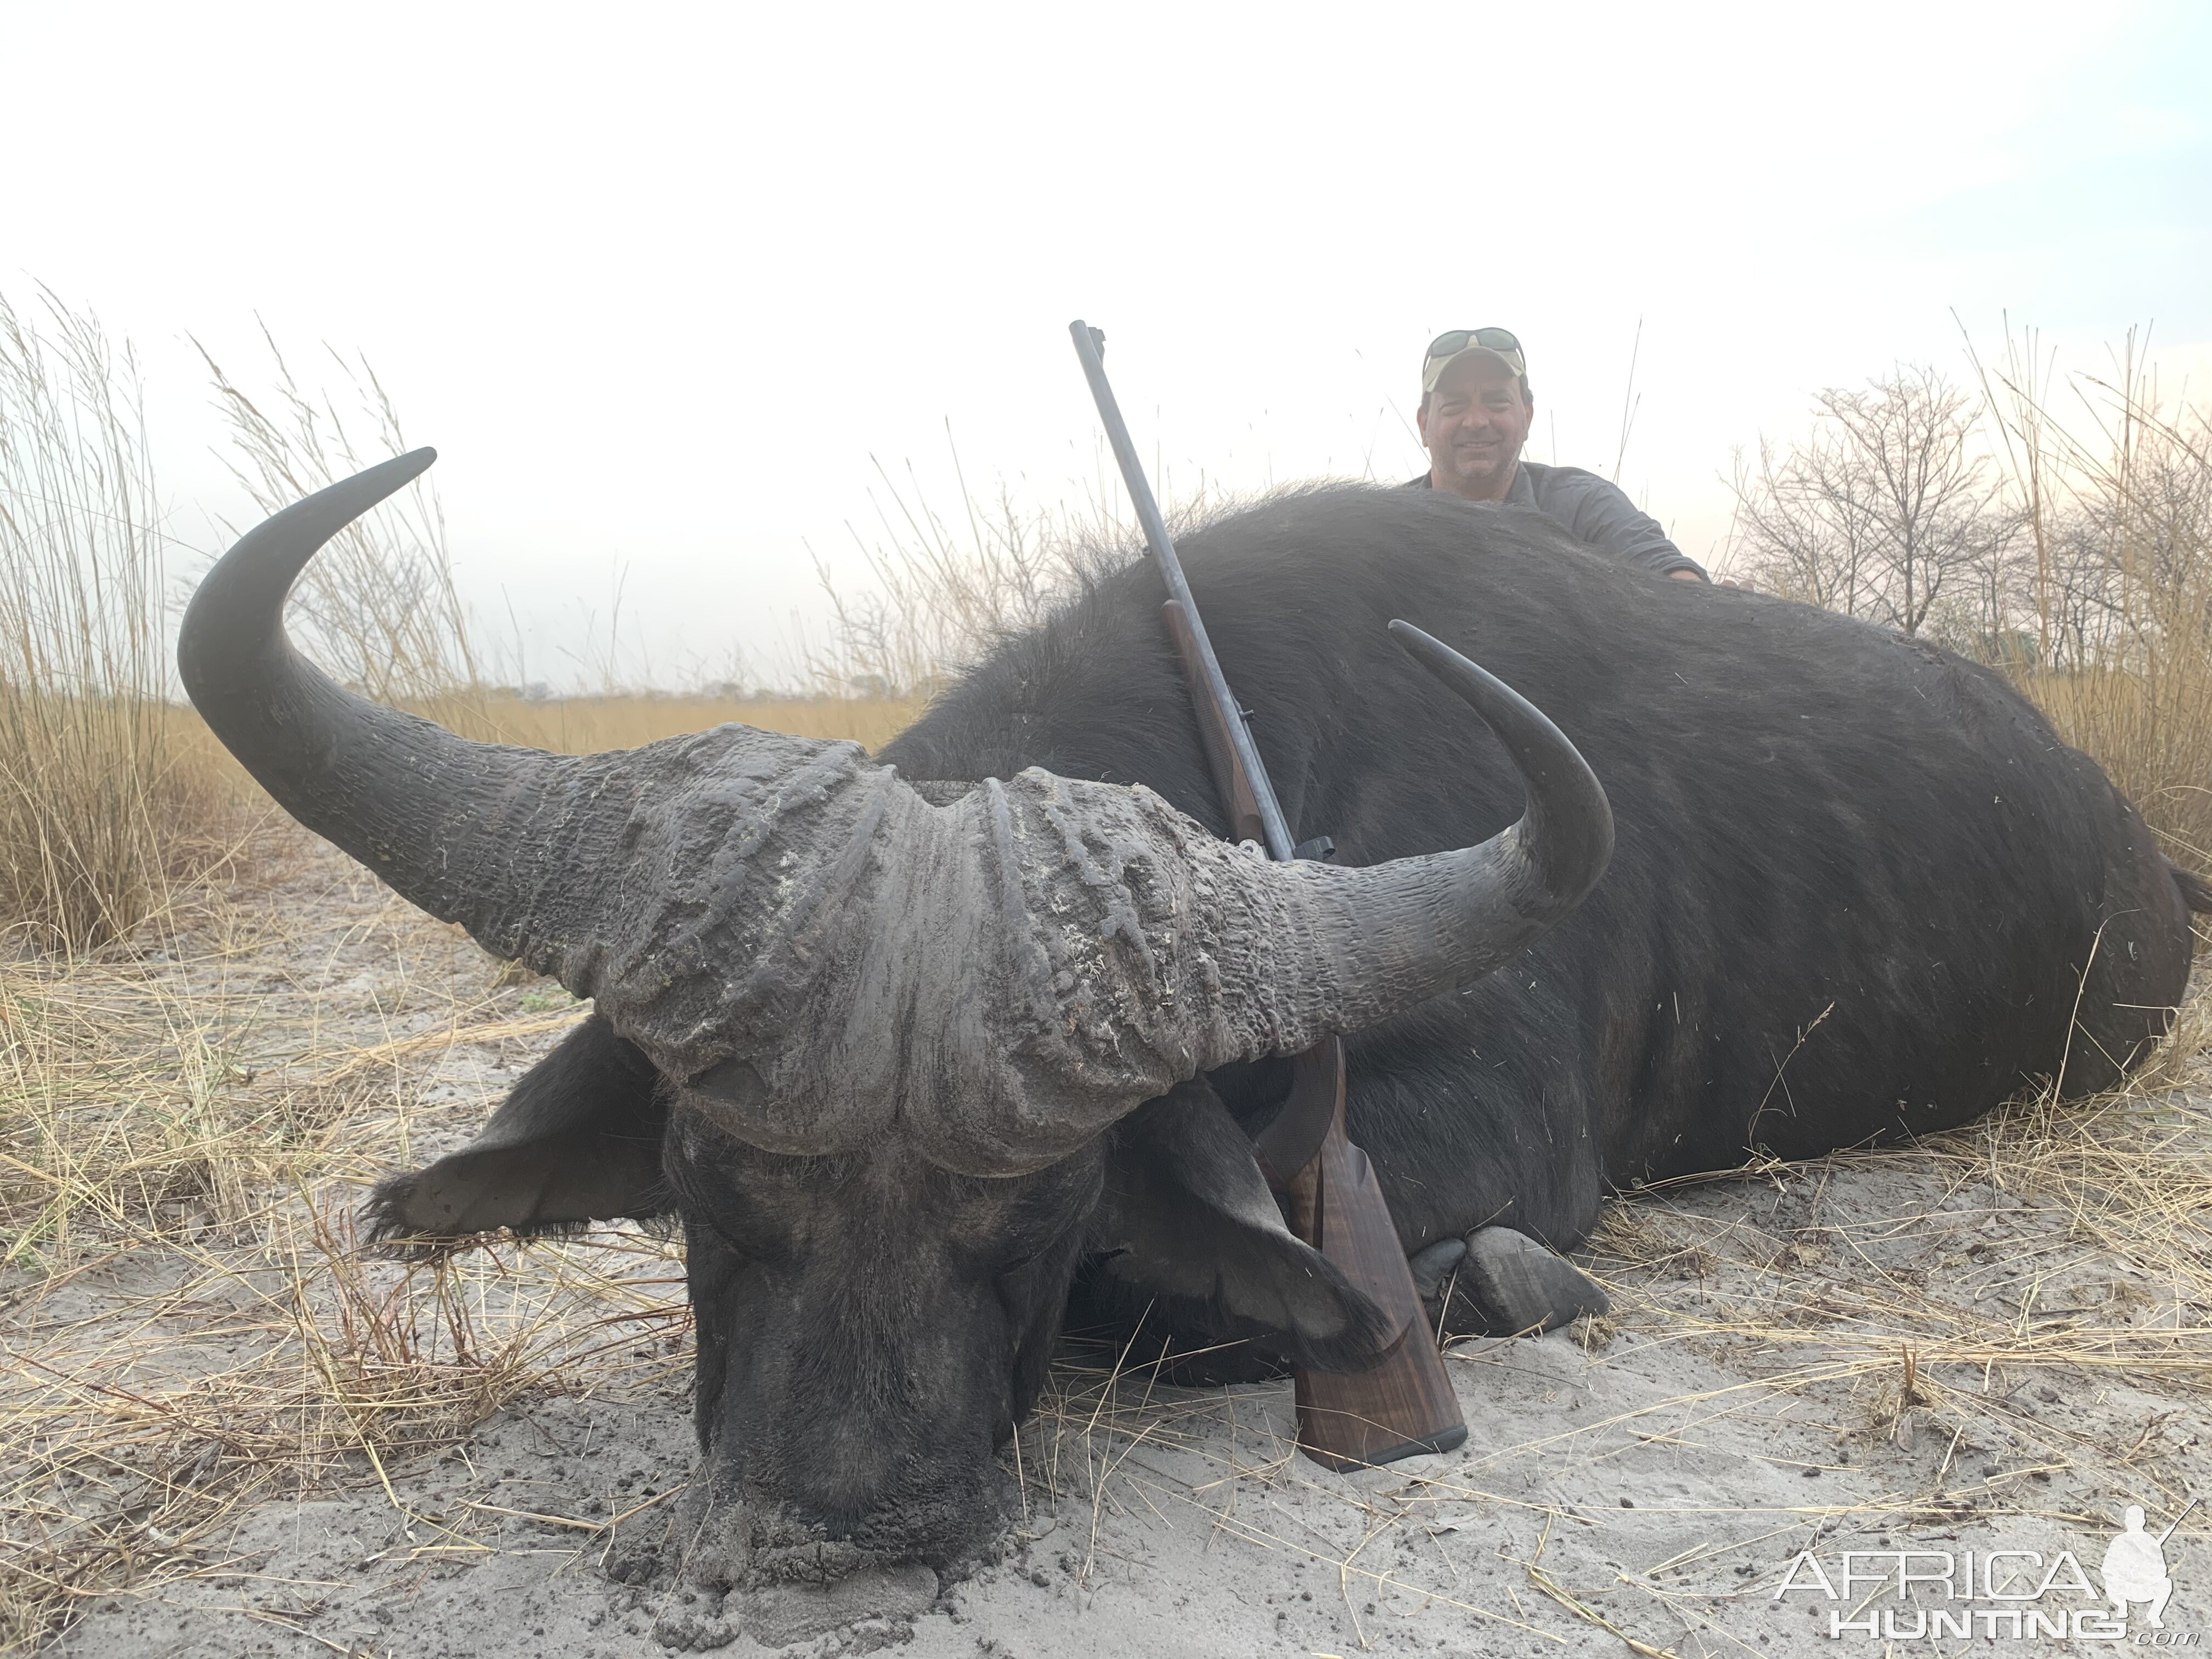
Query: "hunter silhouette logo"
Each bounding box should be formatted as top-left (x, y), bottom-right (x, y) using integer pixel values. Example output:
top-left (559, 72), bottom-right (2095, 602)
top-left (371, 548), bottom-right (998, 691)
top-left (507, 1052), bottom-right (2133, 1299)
top-left (2103, 1499), bottom-right (2194, 1629)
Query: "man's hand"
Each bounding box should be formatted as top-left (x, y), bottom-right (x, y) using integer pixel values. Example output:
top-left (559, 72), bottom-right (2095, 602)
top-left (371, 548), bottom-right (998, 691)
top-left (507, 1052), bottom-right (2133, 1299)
top-left (1669, 568), bottom-right (1756, 590)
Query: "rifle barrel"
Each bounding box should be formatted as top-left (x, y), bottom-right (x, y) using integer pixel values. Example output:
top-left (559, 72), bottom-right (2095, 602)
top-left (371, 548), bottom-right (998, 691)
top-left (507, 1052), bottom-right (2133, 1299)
top-left (1068, 320), bottom-right (1294, 861)
top-left (2154, 1496), bottom-right (2199, 1544)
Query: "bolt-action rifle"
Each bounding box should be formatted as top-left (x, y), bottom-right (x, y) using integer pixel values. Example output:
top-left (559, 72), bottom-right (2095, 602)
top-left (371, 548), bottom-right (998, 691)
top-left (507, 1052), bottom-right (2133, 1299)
top-left (1069, 321), bottom-right (1466, 1469)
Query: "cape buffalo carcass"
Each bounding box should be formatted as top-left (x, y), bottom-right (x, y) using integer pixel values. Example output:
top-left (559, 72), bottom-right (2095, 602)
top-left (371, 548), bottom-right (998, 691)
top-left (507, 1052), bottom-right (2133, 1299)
top-left (178, 451), bottom-right (2205, 1588)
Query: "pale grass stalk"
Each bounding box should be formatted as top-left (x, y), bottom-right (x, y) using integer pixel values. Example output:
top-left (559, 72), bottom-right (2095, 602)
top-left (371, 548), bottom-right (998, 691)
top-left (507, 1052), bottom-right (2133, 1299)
top-left (1968, 325), bottom-right (2212, 877)
top-left (805, 443), bottom-right (1160, 699)
top-left (0, 290), bottom-right (223, 949)
top-left (195, 326), bottom-right (485, 718)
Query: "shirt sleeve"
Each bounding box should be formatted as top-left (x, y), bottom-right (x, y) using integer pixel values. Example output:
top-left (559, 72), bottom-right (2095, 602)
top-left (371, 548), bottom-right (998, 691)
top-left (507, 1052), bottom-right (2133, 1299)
top-left (1537, 467), bottom-right (1707, 580)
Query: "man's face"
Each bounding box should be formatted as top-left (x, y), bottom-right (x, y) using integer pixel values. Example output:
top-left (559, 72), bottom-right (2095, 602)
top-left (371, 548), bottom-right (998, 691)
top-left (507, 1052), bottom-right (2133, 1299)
top-left (1418, 355), bottom-right (1534, 501)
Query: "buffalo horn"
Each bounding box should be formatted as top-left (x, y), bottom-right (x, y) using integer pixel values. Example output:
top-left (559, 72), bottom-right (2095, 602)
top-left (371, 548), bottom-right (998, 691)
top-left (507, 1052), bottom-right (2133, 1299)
top-left (176, 452), bottom-right (894, 1084)
top-left (1185, 619), bottom-right (1613, 1065)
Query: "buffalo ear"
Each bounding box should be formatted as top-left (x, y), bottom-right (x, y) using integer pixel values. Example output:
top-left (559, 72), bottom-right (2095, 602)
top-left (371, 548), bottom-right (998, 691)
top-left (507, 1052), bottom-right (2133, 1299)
top-left (1090, 1080), bottom-right (1395, 1373)
top-left (366, 1013), bottom-right (670, 1245)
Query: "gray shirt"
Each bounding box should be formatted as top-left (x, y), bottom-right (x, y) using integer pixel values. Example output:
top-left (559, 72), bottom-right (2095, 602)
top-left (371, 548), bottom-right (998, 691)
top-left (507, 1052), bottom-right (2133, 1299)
top-left (1406, 460), bottom-right (1706, 580)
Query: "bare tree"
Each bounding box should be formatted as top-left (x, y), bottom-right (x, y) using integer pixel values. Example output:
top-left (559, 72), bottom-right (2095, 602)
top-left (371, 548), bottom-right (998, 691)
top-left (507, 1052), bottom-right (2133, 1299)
top-left (1726, 434), bottom-right (1874, 613)
top-left (1729, 366), bottom-right (2022, 637)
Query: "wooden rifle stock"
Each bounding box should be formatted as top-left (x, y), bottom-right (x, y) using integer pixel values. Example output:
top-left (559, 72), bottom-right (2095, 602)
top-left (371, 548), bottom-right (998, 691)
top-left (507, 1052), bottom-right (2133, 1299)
top-left (1160, 601), bottom-right (1466, 1470)
top-left (1278, 1045), bottom-right (1467, 1468)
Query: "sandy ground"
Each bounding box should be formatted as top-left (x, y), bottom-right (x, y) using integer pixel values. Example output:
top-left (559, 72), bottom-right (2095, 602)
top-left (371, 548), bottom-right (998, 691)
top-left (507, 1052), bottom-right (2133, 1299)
top-left (8, 832), bottom-right (2208, 1657)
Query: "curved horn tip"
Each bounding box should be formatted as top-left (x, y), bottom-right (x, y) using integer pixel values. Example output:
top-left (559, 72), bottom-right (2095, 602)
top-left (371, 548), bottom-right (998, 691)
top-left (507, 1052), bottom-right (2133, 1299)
top-left (1383, 617), bottom-right (1616, 902)
top-left (178, 447), bottom-right (441, 709)
top-left (346, 446), bottom-right (438, 518)
top-left (235, 445), bottom-right (438, 558)
top-left (1389, 619), bottom-right (1486, 686)
top-left (1386, 618), bottom-right (1551, 724)
top-left (281, 446), bottom-right (439, 518)
top-left (1386, 620), bottom-right (1554, 730)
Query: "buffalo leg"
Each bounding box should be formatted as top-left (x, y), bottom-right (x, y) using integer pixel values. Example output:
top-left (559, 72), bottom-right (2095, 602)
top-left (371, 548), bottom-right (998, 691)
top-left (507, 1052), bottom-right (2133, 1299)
top-left (366, 1012), bottom-right (670, 1245)
top-left (1410, 1227), bottom-right (1609, 1336)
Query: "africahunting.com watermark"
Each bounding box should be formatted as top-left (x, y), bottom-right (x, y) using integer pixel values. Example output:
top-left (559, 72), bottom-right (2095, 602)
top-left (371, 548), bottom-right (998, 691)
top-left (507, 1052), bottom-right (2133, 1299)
top-left (1774, 1502), bottom-right (2197, 1644)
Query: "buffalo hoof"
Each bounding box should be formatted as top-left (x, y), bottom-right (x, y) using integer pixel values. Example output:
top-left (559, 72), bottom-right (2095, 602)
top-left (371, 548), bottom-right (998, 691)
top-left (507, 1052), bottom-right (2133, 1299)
top-left (1416, 1226), bottom-right (1608, 1336)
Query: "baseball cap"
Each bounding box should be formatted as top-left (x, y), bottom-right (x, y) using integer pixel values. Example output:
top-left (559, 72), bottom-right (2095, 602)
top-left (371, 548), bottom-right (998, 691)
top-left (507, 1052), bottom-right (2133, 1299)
top-left (1421, 327), bottom-right (1526, 393)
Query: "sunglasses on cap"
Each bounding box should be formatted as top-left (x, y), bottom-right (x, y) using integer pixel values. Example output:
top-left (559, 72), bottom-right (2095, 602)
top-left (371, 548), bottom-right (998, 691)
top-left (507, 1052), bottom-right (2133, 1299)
top-left (1425, 327), bottom-right (1523, 361)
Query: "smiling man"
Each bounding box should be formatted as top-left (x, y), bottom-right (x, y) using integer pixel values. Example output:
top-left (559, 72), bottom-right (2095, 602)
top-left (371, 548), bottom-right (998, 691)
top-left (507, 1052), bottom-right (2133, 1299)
top-left (1412, 328), bottom-right (1708, 582)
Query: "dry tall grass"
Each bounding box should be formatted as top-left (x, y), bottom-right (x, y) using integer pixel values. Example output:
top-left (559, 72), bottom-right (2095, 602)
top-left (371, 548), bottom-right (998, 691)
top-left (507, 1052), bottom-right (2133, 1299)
top-left (465, 690), bottom-right (926, 757)
top-left (1973, 332), bottom-right (2212, 873)
top-left (0, 294), bottom-right (224, 951)
top-left (3, 295), bottom-right (561, 953)
top-left (806, 454), bottom-right (1133, 698)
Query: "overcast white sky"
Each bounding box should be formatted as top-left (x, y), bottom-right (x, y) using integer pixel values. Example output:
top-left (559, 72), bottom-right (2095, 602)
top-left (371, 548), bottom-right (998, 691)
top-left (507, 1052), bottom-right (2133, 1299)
top-left (5, 0), bottom-right (2209, 689)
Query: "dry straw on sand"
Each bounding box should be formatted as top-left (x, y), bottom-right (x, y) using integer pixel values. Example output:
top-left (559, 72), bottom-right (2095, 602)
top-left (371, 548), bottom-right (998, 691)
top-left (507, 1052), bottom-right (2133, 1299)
top-left (0, 842), bottom-right (694, 1649)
